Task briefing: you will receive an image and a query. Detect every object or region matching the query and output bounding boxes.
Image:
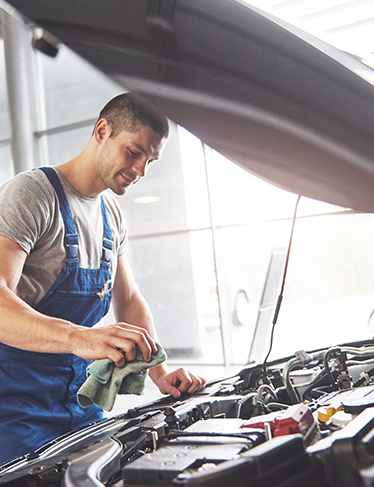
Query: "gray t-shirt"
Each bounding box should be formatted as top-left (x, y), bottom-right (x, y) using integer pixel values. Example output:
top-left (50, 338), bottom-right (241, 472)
top-left (0, 167), bottom-right (128, 307)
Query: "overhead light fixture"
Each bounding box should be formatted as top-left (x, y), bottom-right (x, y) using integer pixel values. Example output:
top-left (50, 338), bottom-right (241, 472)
top-left (134, 196), bottom-right (160, 204)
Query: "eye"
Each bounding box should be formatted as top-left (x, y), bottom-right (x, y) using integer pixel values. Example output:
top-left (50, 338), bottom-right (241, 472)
top-left (129, 149), bottom-right (140, 158)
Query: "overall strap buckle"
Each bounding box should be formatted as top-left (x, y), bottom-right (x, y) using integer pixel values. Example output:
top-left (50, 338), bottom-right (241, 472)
top-left (101, 237), bottom-right (113, 269)
top-left (96, 279), bottom-right (112, 301)
top-left (65, 233), bottom-right (79, 266)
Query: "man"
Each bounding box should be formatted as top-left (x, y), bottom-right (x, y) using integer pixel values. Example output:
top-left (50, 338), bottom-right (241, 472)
top-left (0, 93), bottom-right (206, 463)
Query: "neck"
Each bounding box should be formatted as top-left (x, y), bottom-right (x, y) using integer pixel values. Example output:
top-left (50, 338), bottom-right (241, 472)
top-left (58, 145), bottom-right (105, 198)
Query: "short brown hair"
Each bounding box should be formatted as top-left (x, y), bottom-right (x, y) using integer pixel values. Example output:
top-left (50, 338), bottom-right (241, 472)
top-left (95, 93), bottom-right (169, 139)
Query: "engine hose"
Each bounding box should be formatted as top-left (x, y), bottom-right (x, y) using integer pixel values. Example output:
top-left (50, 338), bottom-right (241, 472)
top-left (282, 357), bottom-right (302, 404)
top-left (352, 367), bottom-right (374, 387)
top-left (265, 402), bottom-right (288, 411)
top-left (256, 384), bottom-right (277, 404)
top-left (310, 385), bottom-right (336, 399)
top-left (342, 346), bottom-right (374, 356)
top-left (324, 348), bottom-right (341, 385)
top-left (234, 392), bottom-right (257, 418)
top-left (301, 368), bottom-right (331, 401)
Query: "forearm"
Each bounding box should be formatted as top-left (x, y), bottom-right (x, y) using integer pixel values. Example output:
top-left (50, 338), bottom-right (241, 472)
top-left (113, 289), bottom-right (169, 382)
top-left (0, 283), bottom-right (156, 365)
top-left (113, 289), bottom-right (159, 342)
top-left (0, 283), bottom-right (81, 353)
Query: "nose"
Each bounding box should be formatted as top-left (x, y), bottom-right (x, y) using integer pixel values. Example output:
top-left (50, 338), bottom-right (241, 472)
top-left (131, 157), bottom-right (148, 178)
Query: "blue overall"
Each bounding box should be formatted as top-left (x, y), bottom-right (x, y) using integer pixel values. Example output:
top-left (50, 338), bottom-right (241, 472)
top-left (0, 167), bottom-right (113, 464)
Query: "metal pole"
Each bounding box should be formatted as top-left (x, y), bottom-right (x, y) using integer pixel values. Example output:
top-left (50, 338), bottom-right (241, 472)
top-left (1, 8), bottom-right (37, 174)
top-left (203, 144), bottom-right (233, 372)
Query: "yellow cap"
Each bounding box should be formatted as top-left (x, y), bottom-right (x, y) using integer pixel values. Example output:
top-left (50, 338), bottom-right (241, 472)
top-left (318, 403), bottom-right (343, 423)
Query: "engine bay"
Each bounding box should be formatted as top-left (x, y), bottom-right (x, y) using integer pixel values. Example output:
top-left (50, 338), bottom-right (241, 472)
top-left (2, 340), bottom-right (374, 486)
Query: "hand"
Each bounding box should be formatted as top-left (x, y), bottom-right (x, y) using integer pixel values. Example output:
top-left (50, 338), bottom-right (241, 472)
top-left (153, 367), bottom-right (207, 398)
top-left (70, 322), bottom-right (158, 366)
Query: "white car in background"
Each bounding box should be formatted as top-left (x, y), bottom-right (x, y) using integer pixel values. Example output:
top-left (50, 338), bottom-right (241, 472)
top-left (202, 270), bottom-right (251, 329)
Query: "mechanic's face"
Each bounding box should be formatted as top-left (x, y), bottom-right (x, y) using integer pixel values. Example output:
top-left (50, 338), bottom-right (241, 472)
top-left (96, 124), bottom-right (167, 196)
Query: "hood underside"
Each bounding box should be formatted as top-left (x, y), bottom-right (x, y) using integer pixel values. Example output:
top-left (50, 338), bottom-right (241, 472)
top-left (5, 0), bottom-right (374, 211)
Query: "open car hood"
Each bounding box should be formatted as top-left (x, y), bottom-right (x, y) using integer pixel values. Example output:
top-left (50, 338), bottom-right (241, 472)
top-left (5, 0), bottom-right (374, 212)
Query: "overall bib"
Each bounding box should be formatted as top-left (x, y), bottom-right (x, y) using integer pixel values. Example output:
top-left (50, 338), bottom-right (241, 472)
top-left (0, 167), bottom-right (113, 464)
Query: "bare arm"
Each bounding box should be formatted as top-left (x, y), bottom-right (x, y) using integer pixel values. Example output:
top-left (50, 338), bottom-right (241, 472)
top-left (0, 236), bottom-right (155, 364)
top-left (112, 254), bottom-right (206, 397)
top-left (0, 236), bottom-right (79, 352)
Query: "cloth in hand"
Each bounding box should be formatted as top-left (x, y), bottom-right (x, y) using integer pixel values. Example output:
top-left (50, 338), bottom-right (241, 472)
top-left (77, 343), bottom-right (167, 411)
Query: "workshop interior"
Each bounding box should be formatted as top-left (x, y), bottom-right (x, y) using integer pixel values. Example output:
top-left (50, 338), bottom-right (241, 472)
top-left (1, 1), bottom-right (374, 486)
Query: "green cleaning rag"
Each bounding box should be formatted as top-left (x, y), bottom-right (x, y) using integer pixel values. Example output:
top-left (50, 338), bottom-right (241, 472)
top-left (77, 343), bottom-right (167, 411)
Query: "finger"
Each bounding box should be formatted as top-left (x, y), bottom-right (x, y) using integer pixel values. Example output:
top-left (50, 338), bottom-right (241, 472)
top-left (186, 375), bottom-right (207, 393)
top-left (162, 383), bottom-right (181, 398)
top-left (107, 348), bottom-right (126, 367)
top-left (115, 340), bottom-right (136, 361)
top-left (112, 325), bottom-right (153, 361)
top-left (116, 323), bottom-right (157, 357)
top-left (173, 369), bottom-right (193, 394)
top-left (117, 323), bottom-right (157, 353)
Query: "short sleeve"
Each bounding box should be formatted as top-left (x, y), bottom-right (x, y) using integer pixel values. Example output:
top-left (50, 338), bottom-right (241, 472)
top-left (0, 171), bottom-right (56, 254)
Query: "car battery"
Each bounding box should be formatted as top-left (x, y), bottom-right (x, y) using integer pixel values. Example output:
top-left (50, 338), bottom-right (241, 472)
top-left (121, 419), bottom-right (264, 486)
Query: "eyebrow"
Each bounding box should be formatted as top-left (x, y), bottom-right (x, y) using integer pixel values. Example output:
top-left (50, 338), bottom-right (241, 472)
top-left (132, 142), bottom-right (160, 161)
top-left (132, 143), bottom-right (147, 155)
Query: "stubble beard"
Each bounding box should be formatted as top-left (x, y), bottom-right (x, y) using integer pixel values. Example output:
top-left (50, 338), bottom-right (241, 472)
top-left (104, 172), bottom-right (130, 196)
top-left (97, 157), bottom-right (135, 196)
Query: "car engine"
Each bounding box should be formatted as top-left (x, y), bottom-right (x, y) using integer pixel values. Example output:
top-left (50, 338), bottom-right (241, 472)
top-left (2, 340), bottom-right (374, 487)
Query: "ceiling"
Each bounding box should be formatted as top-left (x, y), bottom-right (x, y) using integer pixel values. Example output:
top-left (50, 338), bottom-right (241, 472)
top-left (245, 0), bottom-right (374, 67)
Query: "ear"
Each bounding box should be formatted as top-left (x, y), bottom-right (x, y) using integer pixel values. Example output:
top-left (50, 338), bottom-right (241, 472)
top-left (94, 118), bottom-right (111, 144)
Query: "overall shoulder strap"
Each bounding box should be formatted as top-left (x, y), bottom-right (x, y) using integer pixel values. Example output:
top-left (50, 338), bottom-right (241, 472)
top-left (38, 167), bottom-right (79, 267)
top-left (100, 196), bottom-right (113, 269)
